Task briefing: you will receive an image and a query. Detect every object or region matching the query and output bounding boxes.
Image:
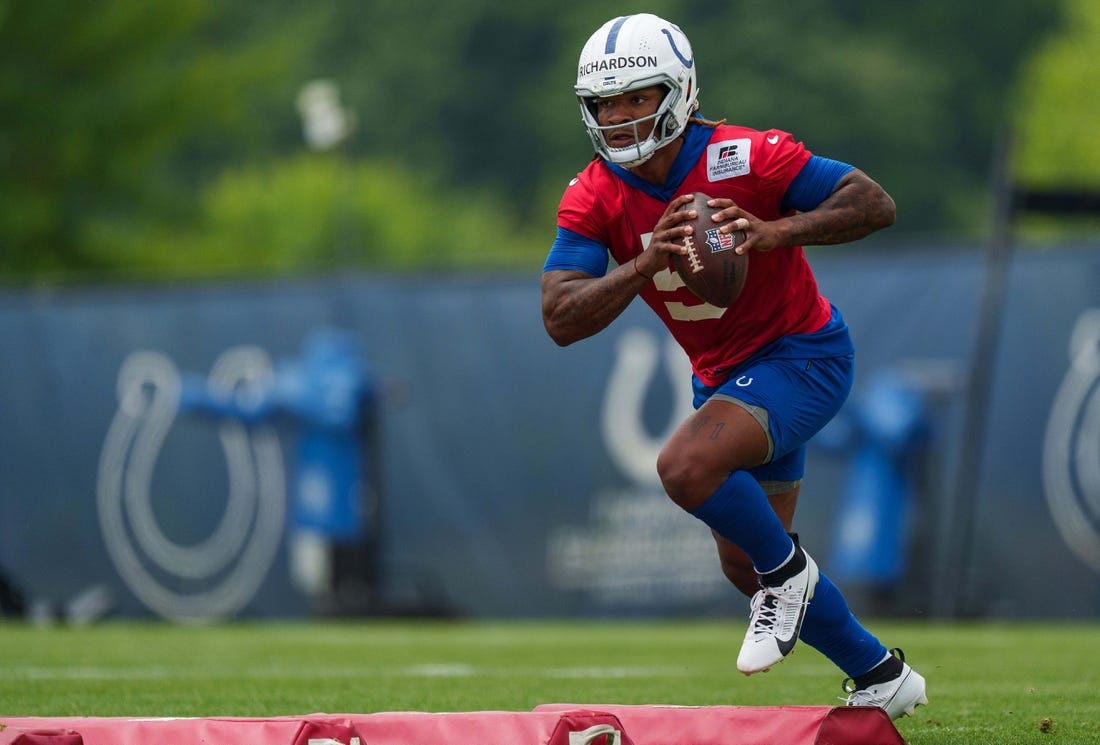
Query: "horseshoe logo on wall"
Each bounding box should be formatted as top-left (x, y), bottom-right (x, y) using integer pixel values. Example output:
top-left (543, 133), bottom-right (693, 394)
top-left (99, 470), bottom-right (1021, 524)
top-left (96, 347), bottom-right (286, 621)
top-left (601, 327), bottom-right (695, 486)
top-left (1043, 309), bottom-right (1100, 576)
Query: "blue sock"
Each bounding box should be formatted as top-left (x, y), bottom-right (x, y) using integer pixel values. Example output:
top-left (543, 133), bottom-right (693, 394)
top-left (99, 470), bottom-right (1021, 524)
top-left (798, 570), bottom-right (888, 678)
top-left (688, 470), bottom-right (794, 574)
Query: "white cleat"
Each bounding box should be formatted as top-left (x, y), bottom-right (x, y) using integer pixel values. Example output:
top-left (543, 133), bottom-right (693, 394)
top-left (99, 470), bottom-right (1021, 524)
top-left (843, 649), bottom-right (928, 721)
top-left (736, 550), bottom-right (819, 675)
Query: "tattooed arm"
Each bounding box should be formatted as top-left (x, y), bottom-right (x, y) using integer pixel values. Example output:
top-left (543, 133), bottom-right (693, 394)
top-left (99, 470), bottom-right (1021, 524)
top-left (542, 194), bottom-right (695, 347)
top-left (777, 169), bottom-right (896, 246)
top-left (710, 169), bottom-right (896, 254)
top-left (541, 266), bottom-right (649, 346)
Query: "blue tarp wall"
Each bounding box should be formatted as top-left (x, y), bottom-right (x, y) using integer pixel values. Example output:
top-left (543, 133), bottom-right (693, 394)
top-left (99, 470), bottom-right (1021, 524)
top-left (1, 242), bottom-right (1098, 621)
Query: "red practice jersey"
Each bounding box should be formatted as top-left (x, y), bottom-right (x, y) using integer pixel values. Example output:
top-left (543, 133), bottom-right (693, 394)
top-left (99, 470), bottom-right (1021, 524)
top-left (556, 122), bottom-right (833, 387)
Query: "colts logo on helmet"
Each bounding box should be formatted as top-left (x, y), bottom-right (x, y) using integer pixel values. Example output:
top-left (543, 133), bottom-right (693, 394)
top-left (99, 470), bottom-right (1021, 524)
top-left (660, 28), bottom-right (694, 68)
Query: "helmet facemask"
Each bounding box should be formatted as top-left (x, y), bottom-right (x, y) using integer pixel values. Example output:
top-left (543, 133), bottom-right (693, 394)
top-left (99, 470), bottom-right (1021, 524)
top-left (578, 81), bottom-right (688, 168)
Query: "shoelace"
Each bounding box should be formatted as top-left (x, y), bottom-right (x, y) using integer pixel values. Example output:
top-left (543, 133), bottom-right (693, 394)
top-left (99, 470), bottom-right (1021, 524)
top-left (747, 583), bottom-right (805, 638)
top-left (842, 688), bottom-right (882, 706)
top-left (747, 590), bottom-right (779, 634)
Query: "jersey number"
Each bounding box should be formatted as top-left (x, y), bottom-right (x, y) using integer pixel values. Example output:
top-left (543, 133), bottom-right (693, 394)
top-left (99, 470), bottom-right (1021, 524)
top-left (641, 231), bottom-right (726, 322)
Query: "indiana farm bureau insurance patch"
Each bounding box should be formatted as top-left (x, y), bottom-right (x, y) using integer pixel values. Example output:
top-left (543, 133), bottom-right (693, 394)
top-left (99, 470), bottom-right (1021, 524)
top-left (706, 138), bottom-right (751, 181)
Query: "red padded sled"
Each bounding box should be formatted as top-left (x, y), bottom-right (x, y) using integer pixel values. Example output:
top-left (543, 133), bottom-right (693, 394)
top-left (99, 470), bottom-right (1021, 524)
top-left (1, 704), bottom-right (903, 745)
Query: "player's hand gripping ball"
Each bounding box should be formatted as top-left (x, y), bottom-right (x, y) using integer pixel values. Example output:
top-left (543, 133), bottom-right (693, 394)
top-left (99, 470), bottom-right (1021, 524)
top-left (669, 193), bottom-right (749, 308)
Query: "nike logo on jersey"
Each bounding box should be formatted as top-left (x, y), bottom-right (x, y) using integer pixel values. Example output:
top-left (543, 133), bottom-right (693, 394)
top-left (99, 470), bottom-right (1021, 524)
top-left (767, 135), bottom-right (780, 145)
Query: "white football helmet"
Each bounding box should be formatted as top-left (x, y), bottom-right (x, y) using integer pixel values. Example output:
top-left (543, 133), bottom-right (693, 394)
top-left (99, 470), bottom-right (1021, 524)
top-left (575, 14), bottom-right (700, 167)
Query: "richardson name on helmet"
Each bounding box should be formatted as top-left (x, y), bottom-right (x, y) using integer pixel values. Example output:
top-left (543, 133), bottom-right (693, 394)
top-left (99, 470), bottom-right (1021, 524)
top-left (579, 55), bottom-right (659, 77)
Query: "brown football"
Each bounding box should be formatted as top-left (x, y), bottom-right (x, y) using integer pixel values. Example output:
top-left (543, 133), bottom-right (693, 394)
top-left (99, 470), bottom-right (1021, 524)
top-left (669, 192), bottom-right (749, 308)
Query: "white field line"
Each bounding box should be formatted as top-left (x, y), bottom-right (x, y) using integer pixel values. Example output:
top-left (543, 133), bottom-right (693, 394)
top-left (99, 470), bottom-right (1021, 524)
top-left (4, 663), bottom-right (702, 682)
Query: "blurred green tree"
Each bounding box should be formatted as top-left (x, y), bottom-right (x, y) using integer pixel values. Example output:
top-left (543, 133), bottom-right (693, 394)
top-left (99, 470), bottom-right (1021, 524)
top-left (1013, 0), bottom-right (1100, 190)
top-left (315, 0), bottom-right (1060, 240)
top-left (1010, 0), bottom-right (1100, 236)
top-left (0, 1), bottom-right (318, 279)
top-left (0, 0), bottom-right (1076, 282)
top-left (89, 154), bottom-right (545, 278)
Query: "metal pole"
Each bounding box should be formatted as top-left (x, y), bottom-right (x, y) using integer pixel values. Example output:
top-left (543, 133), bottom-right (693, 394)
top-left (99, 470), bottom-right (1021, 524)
top-left (935, 129), bottom-right (1016, 618)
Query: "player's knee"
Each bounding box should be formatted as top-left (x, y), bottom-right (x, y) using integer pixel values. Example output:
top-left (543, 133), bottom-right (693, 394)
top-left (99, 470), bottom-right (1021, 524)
top-left (656, 446), bottom-right (711, 511)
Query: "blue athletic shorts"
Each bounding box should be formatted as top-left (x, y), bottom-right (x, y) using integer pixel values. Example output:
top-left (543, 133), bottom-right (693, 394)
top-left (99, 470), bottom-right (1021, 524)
top-left (691, 304), bottom-right (855, 484)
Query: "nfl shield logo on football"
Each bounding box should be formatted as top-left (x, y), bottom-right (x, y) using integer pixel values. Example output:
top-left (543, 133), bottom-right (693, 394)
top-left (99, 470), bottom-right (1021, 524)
top-left (705, 228), bottom-right (736, 253)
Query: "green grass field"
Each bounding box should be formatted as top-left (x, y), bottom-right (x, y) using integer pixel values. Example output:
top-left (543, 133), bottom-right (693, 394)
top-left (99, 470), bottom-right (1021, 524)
top-left (1, 619), bottom-right (1098, 744)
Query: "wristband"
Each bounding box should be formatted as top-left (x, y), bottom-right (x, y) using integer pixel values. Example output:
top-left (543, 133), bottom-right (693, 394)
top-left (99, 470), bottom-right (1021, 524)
top-left (633, 256), bottom-right (653, 281)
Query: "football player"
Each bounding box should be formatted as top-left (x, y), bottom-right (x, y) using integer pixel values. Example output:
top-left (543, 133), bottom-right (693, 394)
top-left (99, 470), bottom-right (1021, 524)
top-left (541, 13), bottom-right (927, 720)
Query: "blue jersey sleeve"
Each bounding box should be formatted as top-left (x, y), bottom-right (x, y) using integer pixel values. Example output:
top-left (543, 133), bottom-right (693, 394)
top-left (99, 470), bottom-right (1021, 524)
top-left (542, 226), bottom-right (610, 277)
top-left (781, 156), bottom-right (855, 213)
